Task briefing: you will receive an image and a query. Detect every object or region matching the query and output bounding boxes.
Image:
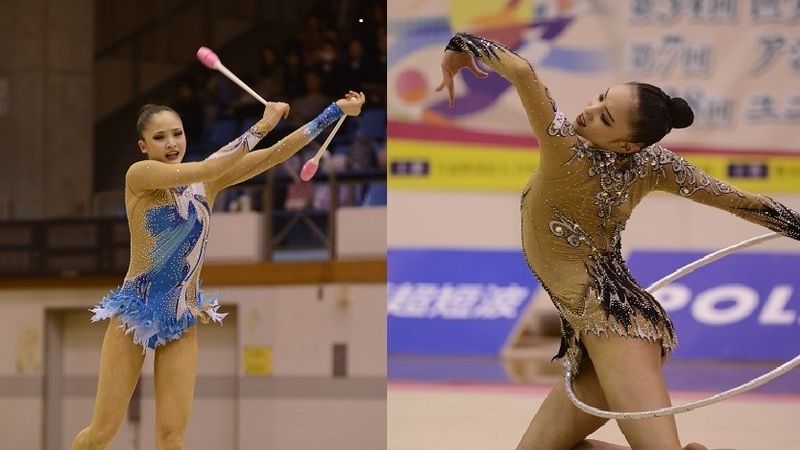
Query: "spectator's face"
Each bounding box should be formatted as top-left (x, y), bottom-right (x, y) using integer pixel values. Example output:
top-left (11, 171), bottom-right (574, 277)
top-left (318, 44), bottom-right (337, 63)
top-left (286, 52), bottom-right (299, 67)
top-left (178, 84), bottom-right (193, 100)
top-left (305, 73), bottom-right (322, 91)
top-left (376, 33), bottom-right (387, 55)
top-left (137, 111), bottom-right (186, 164)
top-left (262, 48), bottom-right (277, 65)
top-left (305, 15), bottom-right (321, 30)
top-left (348, 40), bottom-right (363, 59)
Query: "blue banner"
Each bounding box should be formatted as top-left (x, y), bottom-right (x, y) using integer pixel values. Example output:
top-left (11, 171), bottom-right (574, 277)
top-left (387, 249), bottom-right (540, 355)
top-left (388, 248), bottom-right (800, 360)
top-left (628, 251), bottom-right (800, 360)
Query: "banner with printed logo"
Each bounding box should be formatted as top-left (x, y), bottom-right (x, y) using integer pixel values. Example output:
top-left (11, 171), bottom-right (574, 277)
top-left (628, 250), bottom-right (800, 360)
top-left (388, 248), bottom-right (800, 360)
top-left (388, 0), bottom-right (800, 191)
top-left (387, 249), bottom-right (540, 355)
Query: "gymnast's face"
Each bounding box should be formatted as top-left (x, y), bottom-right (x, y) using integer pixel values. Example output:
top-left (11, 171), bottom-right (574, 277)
top-left (573, 84), bottom-right (642, 154)
top-left (138, 111), bottom-right (186, 164)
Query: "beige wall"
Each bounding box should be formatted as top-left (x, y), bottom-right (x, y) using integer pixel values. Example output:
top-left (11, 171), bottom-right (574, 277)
top-left (388, 189), bottom-right (800, 254)
top-left (0, 282), bottom-right (386, 450)
top-left (0, 203), bottom-right (387, 449)
top-left (0, 0), bottom-right (94, 219)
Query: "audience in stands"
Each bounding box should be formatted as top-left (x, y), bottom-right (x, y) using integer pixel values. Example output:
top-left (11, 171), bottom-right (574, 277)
top-left (171, 2), bottom-right (387, 217)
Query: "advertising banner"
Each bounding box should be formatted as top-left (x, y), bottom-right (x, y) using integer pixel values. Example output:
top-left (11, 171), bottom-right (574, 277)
top-left (389, 248), bottom-right (800, 360)
top-left (387, 249), bottom-right (540, 355)
top-left (628, 250), bottom-right (800, 360)
top-left (388, 0), bottom-right (800, 191)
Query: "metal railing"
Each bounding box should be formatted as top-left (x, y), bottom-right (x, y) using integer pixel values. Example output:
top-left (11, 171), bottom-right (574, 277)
top-left (0, 170), bottom-right (386, 277)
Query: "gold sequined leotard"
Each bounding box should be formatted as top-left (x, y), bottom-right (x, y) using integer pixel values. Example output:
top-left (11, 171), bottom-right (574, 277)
top-left (446, 33), bottom-right (800, 371)
top-left (91, 104), bottom-right (343, 350)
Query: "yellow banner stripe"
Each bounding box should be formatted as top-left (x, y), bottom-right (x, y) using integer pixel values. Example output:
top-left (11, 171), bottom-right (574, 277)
top-left (388, 138), bottom-right (800, 193)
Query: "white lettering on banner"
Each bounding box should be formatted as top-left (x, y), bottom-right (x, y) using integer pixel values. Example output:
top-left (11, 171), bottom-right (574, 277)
top-left (388, 283), bottom-right (438, 317)
top-left (651, 284), bottom-right (692, 311)
top-left (759, 285), bottom-right (797, 324)
top-left (693, 285), bottom-right (759, 325)
top-left (428, 284), bottom-right (483, 319)
top-left (652, 283), bottom-right (799, 325)
top-left (387, 282), bottom-right (530, 319)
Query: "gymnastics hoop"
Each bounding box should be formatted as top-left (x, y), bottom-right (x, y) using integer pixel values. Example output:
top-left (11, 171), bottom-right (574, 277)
top-left (564, 232), bottom-right (800, 419)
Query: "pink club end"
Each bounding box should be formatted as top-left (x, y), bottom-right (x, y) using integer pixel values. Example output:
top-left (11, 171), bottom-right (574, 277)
top-left (300, 160), bottom-right (319, 181)
top-left (197, 46), bottom-right (219, 69)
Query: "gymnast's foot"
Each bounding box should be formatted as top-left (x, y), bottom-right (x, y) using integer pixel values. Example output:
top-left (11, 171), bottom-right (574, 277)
top-left (684, 444), bottom-right (709, 450)
top-left (685, 444), bottom-right (742, 450)
top-left (572, 439), bottom-right (629, 449)
top-left (572, 439), bottom-right (737, 450)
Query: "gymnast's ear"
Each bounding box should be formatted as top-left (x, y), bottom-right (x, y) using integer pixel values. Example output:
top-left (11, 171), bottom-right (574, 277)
top-left (620, 142), bottom-right (641, 153)
top-left (138, 140), bottom-right (147, 154)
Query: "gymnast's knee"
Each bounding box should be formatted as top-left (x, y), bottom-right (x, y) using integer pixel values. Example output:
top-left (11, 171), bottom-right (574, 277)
top-left (74, 424), bottom-right (119, 449)
top-left (155, 427), bottom-right (186, 450)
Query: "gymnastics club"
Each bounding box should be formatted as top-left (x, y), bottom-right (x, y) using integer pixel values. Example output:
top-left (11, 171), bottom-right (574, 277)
top-left (299, 115), bottom-right (346, 181)
top-left (197, 46), bottom-right (269, 106)
top-left (198, 46), bottom-right (347, 181)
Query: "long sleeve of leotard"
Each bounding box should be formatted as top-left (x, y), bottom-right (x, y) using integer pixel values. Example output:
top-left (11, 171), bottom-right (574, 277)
top-left (208, 103), bottom-right (344, 192)
top-left (125, 127), bottom-right (266, 194)
top-left (445, 32), bottom-right (577, 167)
top-left (652, 146), bottom-right (800, 240)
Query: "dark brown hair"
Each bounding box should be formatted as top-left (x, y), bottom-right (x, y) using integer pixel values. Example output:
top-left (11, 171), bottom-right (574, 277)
top-left (136, 104), bottom-right (178, 139)
top-left (627, 82), bottom-right (694, 148)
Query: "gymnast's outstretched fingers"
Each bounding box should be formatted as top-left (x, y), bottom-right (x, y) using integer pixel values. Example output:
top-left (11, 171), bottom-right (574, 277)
top-left (435, 50), bottom-right (488, 106)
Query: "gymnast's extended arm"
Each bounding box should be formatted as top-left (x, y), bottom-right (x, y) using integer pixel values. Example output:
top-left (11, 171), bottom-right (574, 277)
top-left (653, 145), bottom-right (800, 240)
top-left (208, 91), bottom-right (365, 191)
top-left (125, 103), bottom-right (288, 194)
top-left (439, 32), bottom-right (577, 165)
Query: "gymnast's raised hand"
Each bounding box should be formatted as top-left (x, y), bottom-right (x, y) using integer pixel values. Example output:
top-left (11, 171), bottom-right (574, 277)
top-left (435, 49), bottom-right (488, 107)
top-left (257, 101), bottom-right (291, 134)
top-left (335, 90), bottom-right (367, 116)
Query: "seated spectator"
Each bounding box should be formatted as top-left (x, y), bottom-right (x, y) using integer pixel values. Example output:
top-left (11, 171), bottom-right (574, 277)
top-left (281, 43), bottom-right (307, 100)
top-left (256, 43), bottom-right (285, 101)
top-left (288, 70), bottom-right (333, 129)
top-left (171, 77), bottom-right (206, 148)
top-left (315, 39), bottom-right (348, 98)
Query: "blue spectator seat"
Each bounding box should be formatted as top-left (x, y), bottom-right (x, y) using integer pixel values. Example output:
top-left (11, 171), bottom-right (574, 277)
top-left (356, 108), bottom-right (387, 140)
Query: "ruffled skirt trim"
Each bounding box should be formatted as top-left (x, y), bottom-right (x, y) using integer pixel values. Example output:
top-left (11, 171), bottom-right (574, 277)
top-left (90, 287), bottom-right (227, 351)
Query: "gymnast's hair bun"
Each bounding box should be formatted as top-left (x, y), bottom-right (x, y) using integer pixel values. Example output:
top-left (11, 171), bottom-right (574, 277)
top-left (669, 97), bottom-right (694, 129)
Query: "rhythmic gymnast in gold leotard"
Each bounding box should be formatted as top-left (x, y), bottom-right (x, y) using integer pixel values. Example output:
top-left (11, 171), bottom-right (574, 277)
top-left (438, 32), bottom-right (800, 450)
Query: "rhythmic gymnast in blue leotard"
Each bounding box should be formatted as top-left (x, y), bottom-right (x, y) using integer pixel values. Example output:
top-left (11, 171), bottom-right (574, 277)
top-left (71, 91), bottom-right (366, 450)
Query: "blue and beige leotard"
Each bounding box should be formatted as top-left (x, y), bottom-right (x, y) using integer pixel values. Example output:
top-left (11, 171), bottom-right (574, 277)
top-left (91, 104), bottom-right (344, 350)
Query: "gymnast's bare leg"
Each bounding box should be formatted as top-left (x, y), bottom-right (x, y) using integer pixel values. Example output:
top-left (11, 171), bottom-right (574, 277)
top-left (574, 441), bottom-right (711, 450)
top-left (515, 356), bottom-right (610, 450)
top-left (154, 325), bottom-right (198, 450)
top-left (70, 319), bottom-right (146, 450)
top-left (580, 333), bottom-right (741, 450)
top-left (575, 437), bottom-right (737, 449)
top-left (515, 337), bottom-right (740, 450)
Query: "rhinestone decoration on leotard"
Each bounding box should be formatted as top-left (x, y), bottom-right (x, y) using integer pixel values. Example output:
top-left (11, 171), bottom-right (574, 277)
top-left (449, 32), bottom-right (800, 374)
top-left (91, 104), bottom-right (345, 351)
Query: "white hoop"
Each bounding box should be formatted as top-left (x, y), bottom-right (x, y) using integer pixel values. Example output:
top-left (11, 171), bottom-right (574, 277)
top-left (565, 232), bottom-right (800, 419)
